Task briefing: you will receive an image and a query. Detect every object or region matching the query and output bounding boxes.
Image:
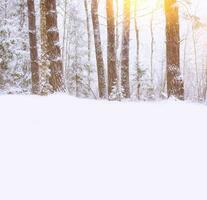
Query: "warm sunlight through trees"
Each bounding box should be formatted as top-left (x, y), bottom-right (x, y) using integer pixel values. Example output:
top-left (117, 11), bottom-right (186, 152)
top-left (1, 2), bottom-right (207, 199)
top-left (1, 0), bottom-right (207, 102)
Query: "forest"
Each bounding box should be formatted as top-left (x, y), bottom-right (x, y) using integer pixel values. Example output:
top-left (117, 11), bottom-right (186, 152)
top-left (1, 1), bottom-right (207, 200)
top-left (0, 0), bottom-right (207, 102)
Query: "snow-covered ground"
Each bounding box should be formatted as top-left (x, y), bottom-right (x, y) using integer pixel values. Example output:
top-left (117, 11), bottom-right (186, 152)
top-left (0, 95), bottom-right (207, 200)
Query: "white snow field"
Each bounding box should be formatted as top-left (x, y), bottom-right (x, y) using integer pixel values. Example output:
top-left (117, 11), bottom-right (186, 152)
top-left (0, 95), bottom-right (207, 200)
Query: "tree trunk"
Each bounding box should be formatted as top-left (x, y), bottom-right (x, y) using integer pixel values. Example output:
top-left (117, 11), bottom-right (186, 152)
top-left (45, 0), bottom-right (65, 92)
top-left (91, 0), bottom-right (107, 98)
top-left (115, 0), bottom-right (121, 101)
top-left (106, 0), bottom-right (117, 99)
top-left (121, 0), bottom-right (131, 98)
top-left (84, 0), bottom-right (92, 92)
top-left (165, 0), bottom-right (184, 99)
top-left (62, 0), bottom-right (68, 62)
top-left (40, 0), bottom-right (47, 61)
top-left (134, 0), bottom-right (140, 99)
top-left (84, 0), bottom-right (91, 64)
top-left (40, 0), bottom-right (51, 95)
top-left (27, 0), bottom-right (39, 94)
top-left (150, 11), bottom-right (154, 86)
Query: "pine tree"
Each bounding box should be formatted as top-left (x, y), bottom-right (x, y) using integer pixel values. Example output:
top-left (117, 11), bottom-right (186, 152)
top-left (0, 0), bottom-right (31, 94)
top-left (64, 1), bottom-right (93, 98)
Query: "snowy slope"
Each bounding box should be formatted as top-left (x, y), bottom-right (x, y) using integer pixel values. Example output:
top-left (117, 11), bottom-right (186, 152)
top-left (0, 95), bottom-right (207, 200)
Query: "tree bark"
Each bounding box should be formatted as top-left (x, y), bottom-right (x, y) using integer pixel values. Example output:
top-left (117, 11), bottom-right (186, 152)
top-left (84, 0), bottom-right (92, 92)
top-left (40, 0), bottom-right (51, 95)
top-left (40, 0), bottom-right (47, 60)
top-left (45, 0), bottom-right (65, 92)
top-left (91, 0), bottom-right (107, 98)
top-left (165, 0), bottom-right (184, 99)
top-left (134, 0), bottom-right (140, 99)
top-left (121, 0), bottom-right (131, 98)
top-left (27, 0), bottom-right (39, 94)
top-left (84, 0), bottom-right (91, 64)
top-left (106, 0), bottom-right (117, 98)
